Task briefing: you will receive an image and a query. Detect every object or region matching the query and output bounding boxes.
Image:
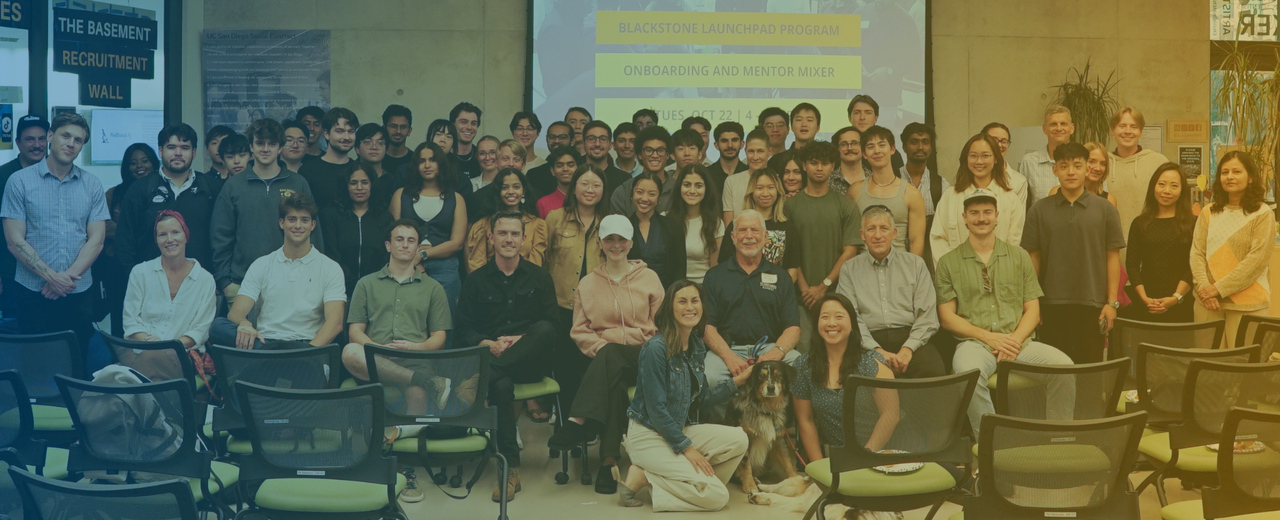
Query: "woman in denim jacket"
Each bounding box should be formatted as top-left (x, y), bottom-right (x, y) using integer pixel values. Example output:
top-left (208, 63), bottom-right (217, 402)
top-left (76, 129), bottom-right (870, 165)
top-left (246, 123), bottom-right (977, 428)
top-left (613, 279), bottom-right (754, 511)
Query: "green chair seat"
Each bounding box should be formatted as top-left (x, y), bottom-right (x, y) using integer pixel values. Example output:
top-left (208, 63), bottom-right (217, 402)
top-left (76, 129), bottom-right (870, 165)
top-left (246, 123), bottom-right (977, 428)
top-left (254, 473), bottom-right (406, 513)
top-left (513, 377), bottom-right (560, 400)
top-left (1139, 432), bottom-right (1280, 473)
top-left (31, 405), bottom-right (74, 431)
top-left (987, 373), bottom-right (1039, 391)
top-left (628, 386), bottom-right (636, 401)
top-left (804, 458), bottom-right (957, 497)
top-left (340, 378), bottom-right (358, 388)
top-left (202, 423), bottom-right (231, 439)
top-left (949, 512), bottom-right (963, 520)
top-left (195, 376), bottom-right (206, 391)
top-left (989, 444), bottom-right (1112, 473)
top-left (389, 432), bottom-right (489, 454)
top-left (227, 429), bottom-right (345, 455)
top-left (0, 447), bottom-right (70, 486)
top-left (192, 461), bottom-right (240, 502)
top-left (1160, 499), bottom-right (1280, 520)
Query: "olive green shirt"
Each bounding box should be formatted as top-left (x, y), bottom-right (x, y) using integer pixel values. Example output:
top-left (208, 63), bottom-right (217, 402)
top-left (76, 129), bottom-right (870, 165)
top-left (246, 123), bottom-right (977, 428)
top-left (347, 266), bottom-right (452, 345)
top-left (934, 239), bottom-right (1043, 352)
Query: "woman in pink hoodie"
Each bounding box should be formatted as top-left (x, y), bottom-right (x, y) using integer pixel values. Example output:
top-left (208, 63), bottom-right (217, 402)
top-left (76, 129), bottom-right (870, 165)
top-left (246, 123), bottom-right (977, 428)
top-left (550, 214), bottom-right (665, 494)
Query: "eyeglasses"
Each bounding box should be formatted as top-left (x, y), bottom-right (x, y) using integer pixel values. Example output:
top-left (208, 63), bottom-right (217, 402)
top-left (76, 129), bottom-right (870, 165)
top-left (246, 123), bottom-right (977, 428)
top-left (981, 266), bottom-right (992, 293)
top-left (547, 133), bottom-right (571, 141)
top-left (968, 153), bottom-right (995, 162)
top-left (838, 141), bottom-right (861, 149)
top-left (763, 122), bottom-right (787, 131)
top-left (284, 137), bottom-right (306, 146)
top-left (642, 147), bottom-right (668, 156)
top-left (515, 126), bottom-right (538, 133)
top-left (992, 138), bottom-right (1011, 146)
top-left (584, 135), bottom-right (609, 143)
top-left (360, 139), bottom-right (386, 147)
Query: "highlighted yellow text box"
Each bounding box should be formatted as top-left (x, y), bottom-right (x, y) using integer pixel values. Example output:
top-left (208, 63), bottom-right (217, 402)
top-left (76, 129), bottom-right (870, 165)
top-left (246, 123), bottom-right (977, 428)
top-left (596, 53), bottom-right (860, 90)
top-left (597, 11), bottom-right (860, 47)
top-left (595, 98), bottom-right (853, 135)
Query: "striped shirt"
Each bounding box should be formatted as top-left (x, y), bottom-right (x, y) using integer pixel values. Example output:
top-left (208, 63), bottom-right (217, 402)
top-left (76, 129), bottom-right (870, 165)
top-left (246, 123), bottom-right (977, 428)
top-left (0, 160), bottom-right (109, 293)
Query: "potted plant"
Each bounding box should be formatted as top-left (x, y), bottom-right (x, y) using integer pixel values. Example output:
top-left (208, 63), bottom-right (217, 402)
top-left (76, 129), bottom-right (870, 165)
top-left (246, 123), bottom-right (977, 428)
top-left (1051, 59), bottom-right (1120, 145)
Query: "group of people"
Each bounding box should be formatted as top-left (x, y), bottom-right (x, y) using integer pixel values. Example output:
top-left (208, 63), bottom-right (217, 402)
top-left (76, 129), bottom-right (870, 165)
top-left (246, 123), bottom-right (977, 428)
top-left (0, 95), bottom-right (1272, 512)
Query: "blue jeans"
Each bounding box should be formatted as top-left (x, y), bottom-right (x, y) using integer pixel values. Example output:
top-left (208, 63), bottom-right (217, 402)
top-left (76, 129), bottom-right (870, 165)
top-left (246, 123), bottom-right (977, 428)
top-left (424, 256), bottom-right (460, 348)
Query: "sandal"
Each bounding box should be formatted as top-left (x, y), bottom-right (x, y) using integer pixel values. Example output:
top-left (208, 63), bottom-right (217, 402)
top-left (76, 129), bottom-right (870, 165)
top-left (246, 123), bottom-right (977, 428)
top-left (526, 399), bottom-right (551, 423)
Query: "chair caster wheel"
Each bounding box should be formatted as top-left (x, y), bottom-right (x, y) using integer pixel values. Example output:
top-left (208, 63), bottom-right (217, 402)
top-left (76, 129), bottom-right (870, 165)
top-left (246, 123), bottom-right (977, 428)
top-left (550, 448), bottom-right (560, 458)
top-left (581, 472), bottom-right (592, 486)
top-left (570, 447), bottom-right (581, 458)
top-left (555, 471), bottom-right (570, 485)
top-left (450, 475), bottom-right (463, 488)
top-left (432, 472), bottom-right (447, 486)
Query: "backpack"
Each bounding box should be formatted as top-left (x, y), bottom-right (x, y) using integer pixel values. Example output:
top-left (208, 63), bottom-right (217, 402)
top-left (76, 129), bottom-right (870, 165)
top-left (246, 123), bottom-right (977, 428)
top-left (76, 365), bottom-right (183, 484)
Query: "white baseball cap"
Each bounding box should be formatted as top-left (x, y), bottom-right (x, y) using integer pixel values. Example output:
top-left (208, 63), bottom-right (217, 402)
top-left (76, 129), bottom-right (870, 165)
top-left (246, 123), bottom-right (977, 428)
top-left (599, 214), bottom-right (634, 240)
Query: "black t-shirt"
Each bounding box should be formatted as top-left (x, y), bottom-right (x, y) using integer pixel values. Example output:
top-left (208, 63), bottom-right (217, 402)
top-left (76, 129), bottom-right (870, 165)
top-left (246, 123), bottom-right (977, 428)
top-left (302, 153), bottom-right (322, 164)
top-left (452, 149), bottom-right (481, 180)
top-left (525, 163), bottom-right (556, 202)
top-left (382, 151), bottom-right (413, 179)
top-left (297, 158), bottom-right (354, 214)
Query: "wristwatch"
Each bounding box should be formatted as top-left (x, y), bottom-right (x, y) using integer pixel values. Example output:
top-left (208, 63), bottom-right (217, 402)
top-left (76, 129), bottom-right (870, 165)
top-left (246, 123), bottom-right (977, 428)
top-left (822, 277), bottom-right (833, 287)
top-left (1109, 301), bottom-right (1121, 310)
top-left (419, 249), bottom-right (429, 263)
top-left (1174, 292), bottom-right (1185, 304)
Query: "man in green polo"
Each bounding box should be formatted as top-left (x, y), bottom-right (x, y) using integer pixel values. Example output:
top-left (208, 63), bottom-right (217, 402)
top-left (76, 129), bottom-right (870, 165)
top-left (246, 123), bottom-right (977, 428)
top-left (935, 189), bottom-right (1074, 437)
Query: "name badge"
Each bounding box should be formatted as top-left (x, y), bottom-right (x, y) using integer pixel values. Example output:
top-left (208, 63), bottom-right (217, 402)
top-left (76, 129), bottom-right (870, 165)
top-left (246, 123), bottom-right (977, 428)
top-left (761, 273), bottom-right (778, 284)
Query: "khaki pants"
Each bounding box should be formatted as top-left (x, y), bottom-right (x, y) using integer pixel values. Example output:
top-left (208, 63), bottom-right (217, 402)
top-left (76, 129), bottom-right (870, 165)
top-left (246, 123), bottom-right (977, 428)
top-left (1194, 301), bottom-right (1267, 349)
top-left (626, 420), bottom-right (747, 512)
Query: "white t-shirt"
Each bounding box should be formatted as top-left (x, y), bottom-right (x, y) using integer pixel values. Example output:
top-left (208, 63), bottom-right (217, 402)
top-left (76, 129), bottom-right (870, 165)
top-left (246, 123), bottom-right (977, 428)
top-left (721, 171), bottom-right (752, 220)
top-left (684, 216), bottom-right (726, 284)
top-left (238, 246), bottom-right (346, 341)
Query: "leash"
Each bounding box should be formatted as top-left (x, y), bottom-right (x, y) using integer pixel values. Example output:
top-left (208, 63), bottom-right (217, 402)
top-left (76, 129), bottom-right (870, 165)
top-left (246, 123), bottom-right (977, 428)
top-left (746, 336), bottom-right (770, 364)
top-left (786, 428), bottom-right (808, 468)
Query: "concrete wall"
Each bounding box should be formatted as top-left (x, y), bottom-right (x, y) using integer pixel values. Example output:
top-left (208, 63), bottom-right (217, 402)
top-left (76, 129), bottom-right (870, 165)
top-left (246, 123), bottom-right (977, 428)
top-left (184, 0), bottom-right (1211, 176)
top-left (931, 0), bottom-right (1210, 178)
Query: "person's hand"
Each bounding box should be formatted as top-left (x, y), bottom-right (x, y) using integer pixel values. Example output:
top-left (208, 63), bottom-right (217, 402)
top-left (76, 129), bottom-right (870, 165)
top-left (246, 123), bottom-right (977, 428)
top-left (1148, 297), bottom-right (1175, 314)
top-left (387, 340), bottom-right (419, 351)
top-left (894, 348), bottom-right (914, 371)
top-left (40, 284), bottom-right (61, 300)
top-left (874, 347), bottom-right (903, 372)
top-left (983, 332), bottom-right (1022, 360)
top-left (235, 322), bottom-right (261, 350)
top-left (801, 284), bottom-right (828, 308)
top-left (995, 349), bottom-right (1016, 362)
top-left (756, 347), bottom-right (785, 363)
top-left (683, 447), bottom-right (714, 476)
top-left (481, 339), bottom-right (507, 357)
top-left (1197, 284), bottom-right (1220, 302)
top-left (1202, 296), bottom-right (1221, 311)
top-left (723, 353), bottom-right (751, 376)
top-left (143, 334), bottom-right (162, 342)
top-left (732, 362), bottom-right (756, 386)
top-left (45, 271), bottom-right (77, 295)
top-left (1099, 305), bottom-right (1117, 333)
top-left (496, 335), bottom-right (523, 348)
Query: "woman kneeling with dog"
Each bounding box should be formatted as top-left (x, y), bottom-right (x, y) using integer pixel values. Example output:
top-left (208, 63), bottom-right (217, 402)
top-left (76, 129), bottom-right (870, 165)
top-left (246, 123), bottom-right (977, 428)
top-left (793, 293), bottom-right (898, 463)
top-left (615, 280), bottom-right (755, 511)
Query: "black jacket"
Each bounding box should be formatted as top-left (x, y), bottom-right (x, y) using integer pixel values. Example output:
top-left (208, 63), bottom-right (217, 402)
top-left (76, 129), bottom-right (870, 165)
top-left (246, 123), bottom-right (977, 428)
top-left (455, 258), bottom-right (559, 347)
top-left (320, 206), bottom-right (393, 297)
top-left (628, 212), bottom-right (686, 290)
top-left (114, 171), bottom-right (219, 270)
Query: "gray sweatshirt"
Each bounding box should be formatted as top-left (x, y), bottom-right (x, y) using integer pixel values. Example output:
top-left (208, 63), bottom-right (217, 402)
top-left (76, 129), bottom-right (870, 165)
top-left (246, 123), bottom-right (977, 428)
top-left (209, 169), bottom-right (325, 289)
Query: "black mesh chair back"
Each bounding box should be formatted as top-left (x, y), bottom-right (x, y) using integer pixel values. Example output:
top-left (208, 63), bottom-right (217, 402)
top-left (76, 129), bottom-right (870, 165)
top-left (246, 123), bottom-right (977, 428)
top-left (1251, 322), bottom-right (1280, 361)
top-left (995, 358), bottom-right (1129, 420)
top-left (836, 370), bottom-right (979, 471)
top-left (0, 448), bottom-right (22, 520)
top-left (1113, 318), bottom-right (1225, 357)
top-left (969, 412), bottom-right (1146, 519)
top-left (1234, 315), bottom-right (1280, 349)
top-left (207, 344), bottom-right (340, 431)
top-left (1167, 359), bottom-right (1280, 451)
top-left (0, 332), bottom-right (82, 406)
top-left (55, 375), bottom-right (213, 484)
top-left (1132, 344), bottom-right (1260, 427)
top-left (1202, 408), bottom-right (1280, 518)
top-left (9, 466), bottom-right (199, 520)
top-left (234, 381), bottom-right (397, 494)
top-left (0, 372), bottom-right (42, 467)
top-left (99, 332), bottom-right (198, 391)
top-left (363, 344), bottom-right (493, 430)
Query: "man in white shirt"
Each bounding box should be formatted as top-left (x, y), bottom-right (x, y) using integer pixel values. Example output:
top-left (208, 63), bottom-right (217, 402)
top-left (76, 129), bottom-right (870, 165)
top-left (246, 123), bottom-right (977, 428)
top-left (1018, 105), bottom-right (1074, 204)
top-left (209, 192), bottom-right (346, 349)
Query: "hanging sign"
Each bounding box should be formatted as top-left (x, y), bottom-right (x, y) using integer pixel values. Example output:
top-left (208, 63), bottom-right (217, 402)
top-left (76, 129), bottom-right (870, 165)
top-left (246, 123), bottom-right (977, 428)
top-left (52, 1), bottom-right (157, 108)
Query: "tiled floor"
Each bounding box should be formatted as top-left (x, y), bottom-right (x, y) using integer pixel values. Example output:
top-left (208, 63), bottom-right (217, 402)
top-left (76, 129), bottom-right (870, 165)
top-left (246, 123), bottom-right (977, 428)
top-left (396, 415), bottom-right (1200, 520)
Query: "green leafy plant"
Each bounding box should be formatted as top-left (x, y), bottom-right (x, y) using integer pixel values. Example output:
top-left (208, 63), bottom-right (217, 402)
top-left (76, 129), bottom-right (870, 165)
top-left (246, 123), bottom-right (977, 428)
top-left (1051, 59), bottom-right (1120, 145)
top-left (1213, 41), bottom-right (1279, 190)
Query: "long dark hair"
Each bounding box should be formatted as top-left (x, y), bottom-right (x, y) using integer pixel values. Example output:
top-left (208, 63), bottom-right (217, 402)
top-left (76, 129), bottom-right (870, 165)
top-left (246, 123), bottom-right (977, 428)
top-left (808, 293), bottom-right (865, 389)
top-left (669, 163), bottom-right (722, 257)
top-left (953, 134), bottom-right (1010, 192)
top-left (115, 143), bottom-right (159, 212)
top-left (426, 119), bottom-right (459, 153)
top-left (403, 141), bottom-right (455, 203)
top-left (655, 279), bottom-right (707, 359)
top-left (561, 164), bottom-right (605, 218)
top-left (336, 162), bottom-right (371, 212)
top-left (1211, 150), bottom-right (1266, 214)
top-left (489, 168), bottom-right (537, 218)
top-left (1135, 162), bottom-right (1194, 238)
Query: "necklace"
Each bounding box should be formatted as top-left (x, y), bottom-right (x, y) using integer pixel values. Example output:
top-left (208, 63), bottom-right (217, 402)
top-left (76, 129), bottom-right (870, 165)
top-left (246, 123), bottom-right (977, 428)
top-left (872, 175), bottom-right (898, 188)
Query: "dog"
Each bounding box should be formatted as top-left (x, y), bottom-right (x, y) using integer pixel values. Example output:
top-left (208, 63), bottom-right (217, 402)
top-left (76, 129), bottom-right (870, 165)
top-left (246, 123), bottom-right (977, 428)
top-left (722, 359), bottom-right (801, 504)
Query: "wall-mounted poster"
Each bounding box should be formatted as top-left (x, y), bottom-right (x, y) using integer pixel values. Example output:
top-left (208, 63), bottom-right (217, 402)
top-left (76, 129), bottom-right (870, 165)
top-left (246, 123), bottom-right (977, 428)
top-left (201, 30), bottom-right (329, 132)
top-left (1213, 0), bottom-right (1279, 41)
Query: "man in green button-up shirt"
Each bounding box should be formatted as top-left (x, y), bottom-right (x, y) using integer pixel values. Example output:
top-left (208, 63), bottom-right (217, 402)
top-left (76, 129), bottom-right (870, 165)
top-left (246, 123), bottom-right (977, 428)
top-left (934, 189), bottom-right (1073, 437)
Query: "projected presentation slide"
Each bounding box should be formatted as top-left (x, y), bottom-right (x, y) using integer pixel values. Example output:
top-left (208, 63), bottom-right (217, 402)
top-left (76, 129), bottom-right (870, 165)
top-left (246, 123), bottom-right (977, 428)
top-left (530, 0), bottom-right (926, 155)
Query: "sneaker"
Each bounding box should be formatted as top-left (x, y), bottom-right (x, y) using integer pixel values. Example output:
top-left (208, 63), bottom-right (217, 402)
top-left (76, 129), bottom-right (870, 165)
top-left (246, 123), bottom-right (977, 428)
top-left (457, 374), bottom-right (480, 408)
top-left (516, 423), bottom-right (523, 449)
top-left (594, 464), bottom-right (617, 495)
top-left (547, 420), bottom-right (591, 451)
top-left (491, 467), bottom-right (521, 503)
top-left (399, 468), bottom-right (424, 503)
top-left (431, 377), bottom-right (452, 409)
